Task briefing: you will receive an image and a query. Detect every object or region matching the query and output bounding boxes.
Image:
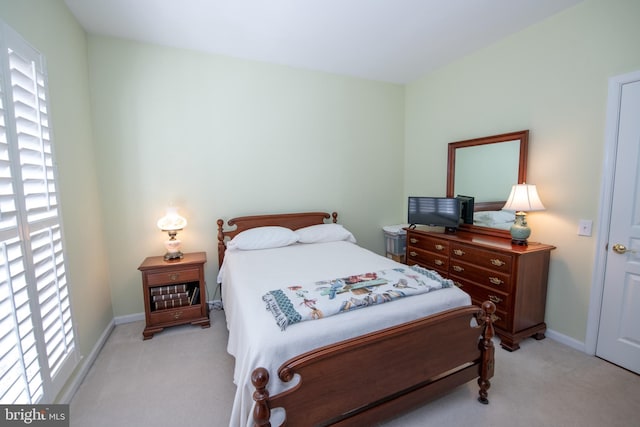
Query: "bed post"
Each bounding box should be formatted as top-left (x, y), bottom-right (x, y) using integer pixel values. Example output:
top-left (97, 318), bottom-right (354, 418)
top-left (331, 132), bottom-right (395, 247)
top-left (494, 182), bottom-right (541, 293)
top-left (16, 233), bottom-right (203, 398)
top-left (252, 367), bottom-right (272, 427)
top-left (217, 219), bottom-right (225, 268)
top-left (478, 300), bottom-right (496, 404)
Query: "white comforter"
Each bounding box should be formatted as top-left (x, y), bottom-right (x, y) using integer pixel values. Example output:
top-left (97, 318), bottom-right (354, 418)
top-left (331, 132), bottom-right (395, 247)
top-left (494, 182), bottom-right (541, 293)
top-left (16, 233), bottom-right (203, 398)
top-left (217, 241), bottom-right (471, 427)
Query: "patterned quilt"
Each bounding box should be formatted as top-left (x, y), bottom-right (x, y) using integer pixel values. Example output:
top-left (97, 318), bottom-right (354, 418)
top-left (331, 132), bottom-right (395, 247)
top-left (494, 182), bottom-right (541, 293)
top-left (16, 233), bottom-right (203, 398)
top-left (262, 265), bottom-right (453, 330)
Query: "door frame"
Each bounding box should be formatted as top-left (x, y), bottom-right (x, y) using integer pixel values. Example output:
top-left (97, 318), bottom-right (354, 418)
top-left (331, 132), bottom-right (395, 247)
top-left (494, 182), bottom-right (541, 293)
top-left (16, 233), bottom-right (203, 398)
top-left (585, 69), bottom-right (640, 355)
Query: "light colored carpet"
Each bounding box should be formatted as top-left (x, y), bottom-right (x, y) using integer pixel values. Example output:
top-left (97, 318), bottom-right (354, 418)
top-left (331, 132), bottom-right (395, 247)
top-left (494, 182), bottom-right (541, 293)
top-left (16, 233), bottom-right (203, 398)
top-left (70, 308), bottom-right (639, 427)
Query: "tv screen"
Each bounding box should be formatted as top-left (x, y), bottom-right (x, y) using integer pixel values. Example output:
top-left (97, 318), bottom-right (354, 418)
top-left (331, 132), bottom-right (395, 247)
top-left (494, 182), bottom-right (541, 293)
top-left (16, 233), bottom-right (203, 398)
top-left (456, 195), bottom-right (475, 225)
top-left (408, 197), bottom-right (460, 229)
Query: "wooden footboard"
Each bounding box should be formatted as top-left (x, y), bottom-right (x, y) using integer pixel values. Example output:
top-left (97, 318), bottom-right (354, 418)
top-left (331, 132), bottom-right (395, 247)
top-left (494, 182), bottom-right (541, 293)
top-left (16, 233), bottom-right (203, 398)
top-left (252, 301), bottom-right (496, 427)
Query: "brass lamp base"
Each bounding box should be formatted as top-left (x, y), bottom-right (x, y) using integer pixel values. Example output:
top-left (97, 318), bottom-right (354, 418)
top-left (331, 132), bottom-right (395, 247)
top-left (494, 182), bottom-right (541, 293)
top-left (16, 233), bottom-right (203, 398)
top-left (164, 251), bottom-right (183, 261)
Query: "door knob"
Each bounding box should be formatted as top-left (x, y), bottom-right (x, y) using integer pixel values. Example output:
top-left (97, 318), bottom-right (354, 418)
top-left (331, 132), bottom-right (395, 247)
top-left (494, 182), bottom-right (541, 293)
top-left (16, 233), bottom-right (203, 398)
top-left (612, 243), bottom-right (635, 254)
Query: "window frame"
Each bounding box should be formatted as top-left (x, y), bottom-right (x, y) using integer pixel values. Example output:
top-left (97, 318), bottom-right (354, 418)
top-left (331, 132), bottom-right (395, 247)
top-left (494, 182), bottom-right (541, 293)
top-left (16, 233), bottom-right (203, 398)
top-left (0, 20), bottom-right (79, 404)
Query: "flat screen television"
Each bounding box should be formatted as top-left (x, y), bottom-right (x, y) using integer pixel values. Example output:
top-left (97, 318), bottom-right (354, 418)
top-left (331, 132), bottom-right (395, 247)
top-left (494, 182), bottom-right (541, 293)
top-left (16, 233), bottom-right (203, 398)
top-left (456, 195), bottom-right (475, 225)
top-left (408, 197), bottom-right (460, 230)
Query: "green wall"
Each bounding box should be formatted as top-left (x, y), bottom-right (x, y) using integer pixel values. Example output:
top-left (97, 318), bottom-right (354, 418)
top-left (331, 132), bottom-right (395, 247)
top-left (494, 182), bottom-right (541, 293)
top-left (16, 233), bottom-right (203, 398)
top-left (405, 0), bottom-right (640, 342)
top-left (86, 37), bottom-right (405, 317)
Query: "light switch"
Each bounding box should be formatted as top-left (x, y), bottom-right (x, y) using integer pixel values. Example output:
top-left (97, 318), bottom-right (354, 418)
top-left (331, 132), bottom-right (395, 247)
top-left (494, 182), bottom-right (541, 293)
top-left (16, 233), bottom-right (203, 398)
top-left (578, 219), bottom-right (593, 236)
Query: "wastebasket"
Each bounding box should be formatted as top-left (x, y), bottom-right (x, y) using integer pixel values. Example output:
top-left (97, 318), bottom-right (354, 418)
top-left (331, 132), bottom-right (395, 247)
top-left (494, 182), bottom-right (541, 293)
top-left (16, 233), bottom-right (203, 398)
top-left (383, 224), bottom-right (408, 263)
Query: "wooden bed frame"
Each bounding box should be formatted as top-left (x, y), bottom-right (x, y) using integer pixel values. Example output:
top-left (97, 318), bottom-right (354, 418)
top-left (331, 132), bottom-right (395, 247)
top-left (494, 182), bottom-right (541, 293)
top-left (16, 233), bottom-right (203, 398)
top-left (217, 211), bottom-right (495, 427)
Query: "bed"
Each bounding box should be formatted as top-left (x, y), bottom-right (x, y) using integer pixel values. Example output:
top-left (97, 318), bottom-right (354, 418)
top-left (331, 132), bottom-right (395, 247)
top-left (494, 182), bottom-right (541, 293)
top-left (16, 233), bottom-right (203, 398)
top-left (216, 212), bottom-right (495, 427)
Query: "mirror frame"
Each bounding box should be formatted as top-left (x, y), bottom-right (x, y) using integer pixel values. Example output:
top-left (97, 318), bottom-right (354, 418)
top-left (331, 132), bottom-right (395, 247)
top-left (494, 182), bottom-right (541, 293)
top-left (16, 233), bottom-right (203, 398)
top-left (446, 130), bottom-right (529, 239)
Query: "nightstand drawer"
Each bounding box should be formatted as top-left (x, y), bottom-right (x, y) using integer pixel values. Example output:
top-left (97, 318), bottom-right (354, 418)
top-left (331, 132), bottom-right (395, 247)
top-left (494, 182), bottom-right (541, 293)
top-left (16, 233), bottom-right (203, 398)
top-left (146, 268), bottom-right (200, 286)
top-left (449, 260), bottom-right (512, 292)
top-left (149, 305), bottom-right (202, 325)
top-left (450, 243), bottom-right (512, 273)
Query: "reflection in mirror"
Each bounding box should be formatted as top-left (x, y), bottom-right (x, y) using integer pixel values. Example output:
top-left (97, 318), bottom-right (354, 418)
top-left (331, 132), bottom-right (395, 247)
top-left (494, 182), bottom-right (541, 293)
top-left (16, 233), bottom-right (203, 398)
top-left (447, 130), bottom-right (528, 238)
top-left (455, 141), bottom-right (520, 203)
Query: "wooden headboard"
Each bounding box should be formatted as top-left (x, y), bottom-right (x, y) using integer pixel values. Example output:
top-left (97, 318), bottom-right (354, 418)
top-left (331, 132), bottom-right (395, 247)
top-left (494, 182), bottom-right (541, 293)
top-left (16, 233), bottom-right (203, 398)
top-left (216, 211), bottom-right (338, 267)
top-left (475, 201), bottom-right (506, 211)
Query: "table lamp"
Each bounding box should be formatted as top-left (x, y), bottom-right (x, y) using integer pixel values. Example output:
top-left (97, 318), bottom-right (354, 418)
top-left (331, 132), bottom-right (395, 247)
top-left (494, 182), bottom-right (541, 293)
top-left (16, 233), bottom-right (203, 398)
top-left (157, 206), bottom-right (187, 260)
top-left (502, 184), bottom-right (545, 245)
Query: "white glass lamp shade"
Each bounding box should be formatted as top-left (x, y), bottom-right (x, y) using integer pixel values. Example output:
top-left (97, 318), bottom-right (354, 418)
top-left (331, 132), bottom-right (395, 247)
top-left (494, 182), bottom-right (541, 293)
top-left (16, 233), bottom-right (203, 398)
top-left (502, 184), bottom-right (545, 245)
top-left (157, 207), bottom-right (187, 231)
top-left (157, 207), bottom-right (187, 260)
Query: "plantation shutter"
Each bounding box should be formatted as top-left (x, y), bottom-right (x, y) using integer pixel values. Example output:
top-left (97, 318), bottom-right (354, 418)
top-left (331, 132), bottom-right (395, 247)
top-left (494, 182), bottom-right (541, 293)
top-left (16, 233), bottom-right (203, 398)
top-left (0, 21), bottom-right (78, 404)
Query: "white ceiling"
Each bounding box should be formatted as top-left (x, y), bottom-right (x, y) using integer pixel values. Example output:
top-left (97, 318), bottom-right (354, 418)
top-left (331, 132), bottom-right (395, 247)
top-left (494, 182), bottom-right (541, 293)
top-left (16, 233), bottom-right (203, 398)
top-left (64, 0), bottom-right (582, 84)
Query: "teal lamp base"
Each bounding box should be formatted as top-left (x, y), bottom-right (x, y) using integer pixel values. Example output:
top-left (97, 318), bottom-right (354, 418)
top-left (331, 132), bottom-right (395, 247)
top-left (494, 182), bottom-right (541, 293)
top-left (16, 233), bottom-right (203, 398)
top-left (510, 212), bottom-right (531, 246)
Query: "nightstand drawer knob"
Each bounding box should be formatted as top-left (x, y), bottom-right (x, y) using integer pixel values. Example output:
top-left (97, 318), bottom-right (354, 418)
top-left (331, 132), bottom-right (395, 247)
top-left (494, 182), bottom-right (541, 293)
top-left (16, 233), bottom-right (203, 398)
top-left (490, 259), bottom-right (505, 267)
top-left (453, 249), bottom-right (465, 256)
top-left (169, 273), bottom-right (180, 281)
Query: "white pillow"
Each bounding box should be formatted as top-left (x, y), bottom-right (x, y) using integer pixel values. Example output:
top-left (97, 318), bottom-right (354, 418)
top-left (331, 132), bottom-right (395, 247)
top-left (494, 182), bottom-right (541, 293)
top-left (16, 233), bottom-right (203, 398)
top-left (296, 223), bottom-right (356, 244)
top-left (226, 226), bottom-right (299, 251)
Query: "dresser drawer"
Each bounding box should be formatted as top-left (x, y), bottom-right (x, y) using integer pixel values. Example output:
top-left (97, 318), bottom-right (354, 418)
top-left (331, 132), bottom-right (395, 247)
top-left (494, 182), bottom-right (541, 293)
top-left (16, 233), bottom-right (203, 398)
top-left (149, 304), bottom-right (202, 325)
top-left (407, 234), bottom-right (449, 253)
top-left (406, 246), bottom-right (448, 273)
top-left (450, 243), bottom-right (512, 273)
top-left (448, 260), bottom-right (513, 292)
top-left (452, 279), bottom-right (510, 312)
top-left (146, 268), bottom-right (201, 286)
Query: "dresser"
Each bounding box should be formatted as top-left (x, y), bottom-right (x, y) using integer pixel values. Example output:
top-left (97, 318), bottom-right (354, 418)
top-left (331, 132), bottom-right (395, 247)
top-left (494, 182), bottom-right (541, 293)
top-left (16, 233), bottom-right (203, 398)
top-left (406, 228), bottom-right (555, 351)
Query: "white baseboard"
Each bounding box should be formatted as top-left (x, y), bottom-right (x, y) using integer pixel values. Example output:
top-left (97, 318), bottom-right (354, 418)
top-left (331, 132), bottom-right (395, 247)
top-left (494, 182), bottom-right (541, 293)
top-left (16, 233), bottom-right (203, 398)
top-left (546, 327), bottom-right (586, 353)
top-left (114, 311), bottom-right (145, 325)
top-left (57, 318), bottom-right (115, 403)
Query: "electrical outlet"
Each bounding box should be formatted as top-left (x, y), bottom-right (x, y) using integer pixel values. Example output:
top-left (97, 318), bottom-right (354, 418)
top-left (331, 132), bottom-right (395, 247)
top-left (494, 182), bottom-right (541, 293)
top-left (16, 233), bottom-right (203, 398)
top-left (578, 219), bottom-right (593, 236)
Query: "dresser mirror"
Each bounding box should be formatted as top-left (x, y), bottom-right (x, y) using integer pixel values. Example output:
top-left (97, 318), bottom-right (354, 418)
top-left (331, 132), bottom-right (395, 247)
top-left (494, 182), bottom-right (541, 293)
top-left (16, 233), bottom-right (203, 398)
top-left (446, 130), bottom-right (528, 238)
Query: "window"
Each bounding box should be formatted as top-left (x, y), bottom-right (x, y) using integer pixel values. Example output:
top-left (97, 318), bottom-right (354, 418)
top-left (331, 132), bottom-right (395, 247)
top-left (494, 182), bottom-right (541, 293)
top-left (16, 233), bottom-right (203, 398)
top-left (0, 21), bottom-right (78, 404)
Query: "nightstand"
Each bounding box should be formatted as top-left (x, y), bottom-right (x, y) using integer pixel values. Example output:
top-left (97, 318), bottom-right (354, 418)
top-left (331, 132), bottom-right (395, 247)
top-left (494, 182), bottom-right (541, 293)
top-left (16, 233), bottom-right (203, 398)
top-left (138, 251), bottom-right (210, 339)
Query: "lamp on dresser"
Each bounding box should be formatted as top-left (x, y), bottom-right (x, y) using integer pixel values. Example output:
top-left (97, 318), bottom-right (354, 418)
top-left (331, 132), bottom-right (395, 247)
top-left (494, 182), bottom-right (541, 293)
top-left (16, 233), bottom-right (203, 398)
top-left (502, 183), bottom-right (545, 245)
top-left (157, 206), bottom-right (187, 260)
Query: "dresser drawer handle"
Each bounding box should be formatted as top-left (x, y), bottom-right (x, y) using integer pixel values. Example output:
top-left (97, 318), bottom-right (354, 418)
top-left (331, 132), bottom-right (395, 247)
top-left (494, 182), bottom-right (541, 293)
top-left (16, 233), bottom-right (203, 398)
top-left (454, 281), bottom-right (463, 288)
top-left (452, 265), bottom-right (464, 272)
top-left (490, 259), bottom-right (505, 267)
top-left (489, 277), bottom-right (504, 286)
top-left (492, 314), bottom-right (502, 323)
top-left (434, 244), bottom-right (444, 251)
top-left (434, 259), bottom-right (444, 266)
top-left (410, 238), bottom-right (418, 244)
top-left (453, 249), bottom-right (465, 256)
top-left (489, 295), bottom-right (503, 304)
top-left (169, 273), bottom-right (180, 281)
top-left (173, 311), bottom-right (183, 319)
top-left (409, 251), bottom-right (417, 257)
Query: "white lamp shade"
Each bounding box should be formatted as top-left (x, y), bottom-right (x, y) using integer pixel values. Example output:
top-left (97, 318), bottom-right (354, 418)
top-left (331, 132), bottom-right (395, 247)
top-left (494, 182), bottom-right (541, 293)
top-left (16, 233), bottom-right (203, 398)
top-left (157, 206), bottom-right (187, 231)
top-left (502, 184), bottom-right (545, 212)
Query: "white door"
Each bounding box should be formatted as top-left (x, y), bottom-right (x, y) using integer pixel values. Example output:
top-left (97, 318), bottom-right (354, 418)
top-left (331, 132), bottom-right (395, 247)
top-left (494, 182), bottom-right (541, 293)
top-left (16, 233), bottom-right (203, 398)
top-left (596, 75), bottom-right (640, 374)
